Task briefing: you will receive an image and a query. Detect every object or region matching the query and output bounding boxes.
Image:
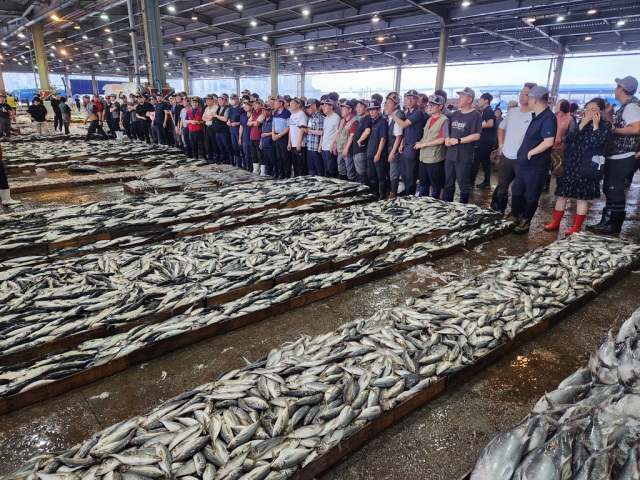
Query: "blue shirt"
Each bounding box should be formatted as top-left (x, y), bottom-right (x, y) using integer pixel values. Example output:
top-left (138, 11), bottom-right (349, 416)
top-left (262, 116), bottom-right (274, 147)
top-left (154, 102), bottom-right (170, 124)
top-left (240, 112), bottom-right (251, 144)
top-left (273, 108), bottom-right (291, 135)
top-left (229, 104), bottom-right (242, 134)
top-left (402, 107), bottom-right (427, 159)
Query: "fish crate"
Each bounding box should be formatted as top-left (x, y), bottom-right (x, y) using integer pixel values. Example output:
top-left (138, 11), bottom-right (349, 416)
top-left (205, 280), bottom-right (275, 307)
top-left (275, 261), bottom-right (333, 285)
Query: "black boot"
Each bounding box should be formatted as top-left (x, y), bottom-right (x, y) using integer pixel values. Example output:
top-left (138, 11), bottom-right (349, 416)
top-left (379, 182), bottom-right (388, 201)
top-left (596, 210), bottom-right (625, 234)
top-left (587, 208), bottom-right (612, 231)
top-left (369, 181), bottom-right (379, 197)
top-left (506, 195), bottom-right (525, 222)
top-left (339, 174), bottom-right (348, 181)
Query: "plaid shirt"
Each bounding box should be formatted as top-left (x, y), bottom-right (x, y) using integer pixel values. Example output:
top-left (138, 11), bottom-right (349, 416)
top-left (306, 111), bottom-right (324, 151)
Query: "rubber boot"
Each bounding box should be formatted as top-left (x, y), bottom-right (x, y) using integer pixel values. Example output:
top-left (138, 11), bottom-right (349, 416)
top-left (523, 202), bottom-right (539, 222)
top-left (253, 163), bottom-right (260, 175)
top-left (490, 191), bottom-right (499, 211)
top-left (361, 172), bottom-right (370, 188)
top-left (339, 174), bottom-right (348, 181)
top-left (506, 195), bottom-right (525, 222)
top-left (496, 197), bottom-right (508, 214)
top-left (587, 208), bottom-right (612, 231)
top-left (565, 214), bottom-right (586, 235)
top-left (379, 182), bottom-right (388, 201)
top-left (459, 193), bottom-right (469, 204)
top-left (418, 186), bottom-right (429, 197)
top-left (370, 181), bottom-right (379, 198)
top-left (544, 210), bottom-right (564, 231)
top-left (0, 189), bottom-right (20, 206)
top-left (432, 189), bottom-right (441, 199)
top-left (405, 185), bottom-right (415, 196)
top-left (390, 179), bottom-right (399, 195)
top-left (597, 210), bottom-right (625, 234)
top-left (260, 165), bottom-right (267, 176)
top-left (443, 191), bottom-right (454, 202)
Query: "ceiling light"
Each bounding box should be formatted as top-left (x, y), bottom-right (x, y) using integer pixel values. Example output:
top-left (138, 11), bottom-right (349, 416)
top-left (309, 45), bottom-right (314, 50)
top-left (298, 62), bottom-right (301, 66)
top-left (17, 33), bottom-right (25, 38)
top-left (100, 11), bottom-right (108, 20)
top-left (168, 5), bottom-right (176, 12)
top-left (74, 47), bottom-right (78, 50)
top-left (109, 49), bottom-right (114, 53)
top-left (105, 28), bottom-right (111, 33)
top-left (243, 61), bottom-right (246, 65)
top-left (176, 37), bottom-right (182, 41)
top-left (168, 50), bottom-right (172, 55)
top-left (51, 14), bottom-right (60, 21)
top-left (250, 20), bottom-right (257, 26)
top-left (587, 9), bottom-right (597, 14)
top-left (116, 67), bottom-right (120, 71)
top-left (557, 16), bottom-right (564, 21)
top-left (0, 42), bottom-right (6, 46)
top-left (377, 36), bottom-right (384, 41)
top-left (50, 53), bottom-right (55, 57)
top-left (526, 17), bottom-right (536, 22)
top-left (236, 4), bottom-right (243, 10)
top-left (294, 56), bottom-right (297, 60)
top-left (82, 35), bottom-right (88, 40)
top-left (224, 40), bottom-right (229, 46)
top-left (74, 24), bottom-right (81, 29)
top-left (408, 43), bottom-right (413, 49)
top-left (617, 19), bottom-right (626, 25)
top-left (260, 53), bottom-right (265, 57)
top-left (204, 58), bottom-right (208, 62)
top-left (372, 13), bottom-right (379, 23)
top-left (51, 45), bottom-right (56, 50)
top-left (302, 8), bottom-right (309, 15)
top-left (108, 38), bottom-right (113, 42)
top-left (262, 35), bottom-right (268, 41)
top-left (461, 0), bottom-right (471, 5)
top-left (402, 53), bottom-right (407, 57)
top-left (461, 37), bottom-right (467, 43)
top-left (360, 56), bottom-right (365, 61)
top-left (254, 52), bottom-right (258, 56)
top-left (61, 49), bottom-right (66, 54)
top-left (191, 15), bottom-right (198, 20)
top-left (94, 53), bottom-right (99, 57)
top-left (585, 35), bottom-right (592, 40)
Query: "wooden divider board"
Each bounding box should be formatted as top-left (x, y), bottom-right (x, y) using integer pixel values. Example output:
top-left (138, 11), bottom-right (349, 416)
top-left (0, 224), bottom-right (515, 415)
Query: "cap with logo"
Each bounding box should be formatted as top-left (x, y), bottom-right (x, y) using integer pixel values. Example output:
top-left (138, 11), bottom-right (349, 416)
top-left (321, 98), bottom-right (335, 107)
top-left (304, 98), bottom-right (319, 108)
top-left (367, 100), bottom-right (381, 110)
top-left (340, 99), bottom-right (358, 110)
top-left (615, 76), bottom-right (639, 92)
top-left (274, 95), bottom-right (285, 102)
top-left (386, 92), bottom-right (400, 103)
top-left (456, 87), bottom-right (476, 99)
top-left (356, 98), bottom-right (368, 107)
top-left (428, 94), bottom-right (445, 106)
top-left (290, 97), bottom-right (302, 105)
top-left (527, 86), bottom-right (549, 100)
top-left (262, 103), bottom-right (272, 110)
top-left (230, 93), bottom-right (238, 99)
top-left (241, 89), bottom-right (251, 95)
top-left (109, 94), bottom-right (117, 98)
top-left (404, 89), bottom-right (419, 98)
top-left (156, 92), bottom-right (164, 97)
top-left (220, 93), bottom-right (229, 100)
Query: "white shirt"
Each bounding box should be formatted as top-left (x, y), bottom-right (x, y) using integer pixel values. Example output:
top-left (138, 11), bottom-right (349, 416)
top-left (609, 102), bottom-right (640, 159)
top-left (203, 105), bottom-right (217, 126)
top-left (289, 110), bottom-right (308, 148)
top-left (321, 113), bottom-right (340, 151)
top-left (499, 107), bottom-right (532, 160)
top-left (388, 110), bottom-right (403, 136)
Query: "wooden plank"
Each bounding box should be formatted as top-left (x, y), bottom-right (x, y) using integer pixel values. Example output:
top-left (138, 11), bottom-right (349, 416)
top-left (112, 310), bottom-right (174, 335)
top-left (216, 310), bottom-right (269, 335)
top-left (0, 356), bottom-right (129, 416)
top-left (378, 237), bottom-right (415, 255)
top-left (344, 267), bottom-right (392, 290)
top-left (48, 233), bottom-right (111, 251)
top-left (0, 245), bottom-right (48, 260)
top-left (415, 229), bottom-right (450, 244)
top-left (446, 342), bottom-right (511, 389)
top-left (276, 261), bottom-right (333, 285)
top-left (290, 283), bottom-right (347, 309)
top-left (205, 280), bottom-right (275, 307)
top-left (332, 250), bottom-right (379, 270)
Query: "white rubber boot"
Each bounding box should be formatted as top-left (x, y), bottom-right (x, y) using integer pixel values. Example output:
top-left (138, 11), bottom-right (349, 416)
top-left (0, 189), bottom-right (21, 206)
top-left (253, 163), bottom-right (260, 174)
top-left (260, 165), bottom-right (267, 176)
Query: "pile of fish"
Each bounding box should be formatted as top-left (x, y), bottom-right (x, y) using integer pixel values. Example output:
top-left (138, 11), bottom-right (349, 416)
top-left (0, 177), bottom-right (370, 257)
top-left (469, 307), bottom-right (640, 480)
top-left (0, 221), bottom-right (506, 394)
top-left (4, 234), bottom-right (639, 480)
top-left (124, 166), bottom-right (263, 193)
top-left (2, 141), bottom-right (181, 163)
top-left (0, 197), bottom-right (496, 361)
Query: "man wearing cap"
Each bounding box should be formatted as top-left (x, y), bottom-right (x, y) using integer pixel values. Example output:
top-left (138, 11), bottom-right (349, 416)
top-left (319, 99), bottom-right (340, 178)
top-left (506, 100), bottom-right (519, 113)
top-left (586, 76), bottom-right (640, 233)
top-left (151, 93), bottom-right (170, 145)
top-left (303, 99), bottom-right (324, 176)
top-left (108, 94), bottom-right (121, 138)
top-left (352, 99), bottom-right (372, 185)
top-left (507, 86), bottom-right (557, 234)
top-left (248, 100), bottom-right (265, 173)
top-left (260, 103), bottom-right (276, 176)
top-left (414, 94), bottom-right (449, 198)
top-left (272, 95), bottom-right (292, 178)
top-left (178, 97), bottom-right (193, 157)
top-left (469, 92), bottom-right (497, 189)
top-left (287, 97), bottom-right (308, 177)
top-left (384, 92), bottom-right (405, 198)
top-left (434, 90), bottom-right (453, 119)
top-left (366, 101), bottom-right (388, 199)
top-left (128, 94), bottom-right (141, 141)
top-left (0, 94), bottom-right (15, 137)
top-left (241, 89), bottom-right (251, 97)
top-left (493, 83), bottom-right (537, 213)
top-left (214, 94), bottom-right (235, 165)
top-left (228, 94), bottom-right (243, 167)
top-left (186, 97), bottom-right (206, 160)
top-left (50, 92), bottom-right (63, 132)
top-left (331, 99), bottom-right (358, 181)
top-left (171, 94), bottom-right (184, 150)
top-left (59, 96), bottom-right (71, 135)
top-left (135, 95), bottom-right (154, 143)
top-left (443, 87), bottom-right (483, 203)
top-left (120, 95), bottom-right (133, 140)
top-left (389, 89), bottom-right (426, 196)
top-left (202, 95), bottom-right (220, 163)
top-left (28, 97), bottom-right (52, 136)
top-left (239, 100), bottom-right (253, 171)
top-left (81, 95), bottom-right (108, 141)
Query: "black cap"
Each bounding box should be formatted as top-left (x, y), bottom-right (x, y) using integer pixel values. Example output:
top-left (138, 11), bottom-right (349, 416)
top-left (404, 89), bottom-right (419, 98)
top-left (263, 103), bottom-right (272, 110)
top-left (340, 99), bottom-right (358, 110)
top-left (321, 98), bottom-right (335, 107)
top-left (304, 98), bottom-right (319, 108)
top-left (274, 95), bottom-right (285, 102)
top-left (428, 94), bottom-right (445, 106)
top-left (367, 100), bottom-right (381, 110)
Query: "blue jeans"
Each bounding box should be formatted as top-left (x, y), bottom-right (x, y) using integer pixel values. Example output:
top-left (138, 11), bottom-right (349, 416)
top-left (230, 131), bottom-right (241, 158)
top-left (216, 130), bottom-right (234, 164)
top-left (307, 150), bottom-right (324, 176)
top-left (154, 124), bottom-right (168, 145)
top-left (321, 150), bottom-right (338, 178)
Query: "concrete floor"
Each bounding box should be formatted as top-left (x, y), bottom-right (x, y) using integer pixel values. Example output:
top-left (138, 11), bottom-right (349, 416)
top-left (1, 172), bottom-right (640, 479)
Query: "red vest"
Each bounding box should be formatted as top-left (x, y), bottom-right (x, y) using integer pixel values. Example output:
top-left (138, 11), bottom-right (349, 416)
top-left (187, 108), bottom-right (204, 132)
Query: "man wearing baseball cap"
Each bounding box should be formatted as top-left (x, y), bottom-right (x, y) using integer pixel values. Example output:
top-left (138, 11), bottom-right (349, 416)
top-left (272, 95), bottom-right (292, 178)
top-left (260, 103), bottom-right (276, 176)
top-left (388, 89), bottom-right (426, 196)
top-left (228, 93), bottom-right (243, 168)
top-left (444, 87), bottom-right (483, 203)
top-left (248, 99), bottom-right (265, 173)
top-left (135, 94), bottom-right (154, 143)
top-left (384, 92), bottom-right (405, 198)
top-left (352, 99), bottom-right (371, 185)
top-left (108, 94), bottom-right (121, 139)
top-left (587, 76), bottom-right (640, 233)
top-left (365, 100), bottom-right (388, 199)
top-left (303, 98), bottom-right (324, 176)
top-left (186, 96), bottom-right (206, 160)
top-left (470, 92), bottom-right (497, 189)
top-left (202, 95), bottom-right (219, 163)
top-left (507, 100), bottom-right (519, 112)
top-left (331, 99), bottom-right (358, 181)
top-left (414, 94), bottom-right (449, 198)
top-left (320, 99), bottom-right (340, 177)
top-left (239, 100), bottom-right (253, 171)
top-left (507, 86), bottom-right (557, 234)
top-left (288, 97), bottom-right (308, 176)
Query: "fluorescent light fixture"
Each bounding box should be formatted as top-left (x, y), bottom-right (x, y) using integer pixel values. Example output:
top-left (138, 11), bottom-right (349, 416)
top-left (294, 56), bottom-right (297, 60)
top-left (168, 5), bottom-right (176, 12)
top-left (51, 14), bottom-right (60, 20)
top-left (191, 15), bottom-right (197, 20)
top-left (100, 11), bottom-right (108, 20)
top-left (526, 17), bottom-right (536, 22)
top-left (360, 56), bottom-right (365, 60)
top-left (82, 35), bottom-right (88, 39)
top-left (250, 20), bottom-right (257, 26)
top-left (104, 28), bottom-right (111, 32)
top-left (377, 36), bottom-right (384, 41)
top-left (262, 35), bottom-right (268, 41)
top-left (461, 37), bottom-right (467, 43)
top-left (74, 24), bottom-right (81, 29)
top-left (617, 19), bottom-right (626, 25)
top-left (587, 9), bottom-right (597, 14)
top-left (108, 37), bottom-right (113, 42)
top-left (176, 37), bottom-right (182, 41)
top-left (557, 16), bottom-right (564, 21)
top-left (236, 4), bottom-right (242, 10)
top-left (17, 33), bottom-right (25, 38)
top-left (223, 40), bottom-right (229, 46)
top-left (298, 62), bottom-right (301, 66)
top-left (309, 45), bottom-right (314, 50)
top-left (109, 49), bottom-right (114, 53)
top-left (585, 35), bottom-right (592, 40)
top-left (372, 13), bottom-right (379, 22)
top-left (461, 0), bottom-right (471, 5)
top-left (302, 8), bottom-right (309, 15)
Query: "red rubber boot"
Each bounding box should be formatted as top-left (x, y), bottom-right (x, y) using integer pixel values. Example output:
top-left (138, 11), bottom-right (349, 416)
top-left (565, 214), bottom-right (586, 235)
top-left (544, 210), bottom-right (564, 231)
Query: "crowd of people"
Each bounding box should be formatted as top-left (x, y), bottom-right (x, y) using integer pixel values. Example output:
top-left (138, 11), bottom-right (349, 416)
top-left (1, 78), bottom-right (639, 238)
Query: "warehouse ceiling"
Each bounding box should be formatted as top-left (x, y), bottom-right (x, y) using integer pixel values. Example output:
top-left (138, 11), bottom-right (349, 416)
top-left (0, 0), bottom-right (639, 79)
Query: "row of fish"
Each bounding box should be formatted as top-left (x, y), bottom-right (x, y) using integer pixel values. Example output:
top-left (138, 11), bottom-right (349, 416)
top-left (125, 166), bottom-right (264, 193)
top-left (470, 306), bottom-right (640, 480)
top-left (3, 233), bottom-right (638, 480)
top-left (5, 155), bottom-right (203, 174)
top-left (0, 197), bottom-right (496, 360)
top-left (0, 221), bottom-right (505, 397)
top-left (0, 195), bottom-right (374, 271)
top-left (0, 177), bottom-right (370, 255)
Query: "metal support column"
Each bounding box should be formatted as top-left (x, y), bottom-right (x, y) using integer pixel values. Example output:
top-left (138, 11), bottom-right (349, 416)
top-left (235, 72), bottom-right (240, 97)
top-left (394, 62), bottom-right (402, 94)
top-left (128, 66), bottom-right (134, 82)
top-left (63, 74), bottom-right (71, 98)
top-left (91, 69), bottom-right (98, 95)
top-left (300, 67), bottom-right (305, 98)
top-left (550, 54), bottom-right (564, 102)
top-left (126, 0), bottom-right (142, 91)
top-left (181, 56), bottom-right (189, 95)
top-left (30, 21), bottom-right (51, 91)
top-left (0, 63), bottom-right (5, 92)
top-left (140, 0), bottom-right (166, 91)
top-left (270, 47), bottom-right (278, 96)
top-left (435, 27), bottom-right (449, 91)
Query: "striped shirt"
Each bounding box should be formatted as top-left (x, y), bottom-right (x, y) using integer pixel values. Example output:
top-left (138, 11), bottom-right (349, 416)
top-left (306, 112), bottom-right (324, 151)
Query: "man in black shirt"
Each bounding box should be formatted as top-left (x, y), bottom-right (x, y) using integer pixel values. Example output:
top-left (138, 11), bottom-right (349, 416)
top-left (50, 92), bottom-right (63, 132)
top-left (153, 93), bottom-right (170, 145)
top-left (135, 95), bottom-right (154, 143)
top-left (120, 95), bottom-right (133, 140)
top-left (27, 97), bottom-right (52, 135)
top-left (0, 94), bottom-right (15, 137)
top-left (75, 96), bottom-right (81, 111)
top-left (469, 92), bottom-right (497, 189)
top-left (109, 94), bottom-right (121, 137)
top-left (352, 99), bottom-right (372, 185)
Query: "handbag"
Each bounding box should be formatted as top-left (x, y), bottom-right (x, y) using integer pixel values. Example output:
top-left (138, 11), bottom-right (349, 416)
top-left (579, 144), bottom-right (606, 181)
top-left (550, 148), bottom-right (564, 177)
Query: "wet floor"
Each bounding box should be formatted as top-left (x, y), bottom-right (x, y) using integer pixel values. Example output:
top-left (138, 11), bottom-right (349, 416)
top-left (1, 171), bottom-right (640, 478)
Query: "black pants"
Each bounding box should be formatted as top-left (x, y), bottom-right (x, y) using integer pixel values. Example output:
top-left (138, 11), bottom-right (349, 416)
top-left (123, 121), bottom-right (134, 140)
top-left (444, 159), bottom-right (472, 200)
top-left (0, 118), bottom-right (11, 137)
top-left (291, 148), bottom-right (307, 176)
top-left (154, 124), bottom-right (168, 145)
top-left (262, 146), bottom-right (276, 168)
top-left (470, 141), bottom-right (494, 185)
top-left (182, 127), bottom-right (192, 157)
top-left (511, 167), bottom-right (546, 220)
top-left (216, 130), bottom-right (235, 164)
top-left (250, 140), bottom-right (263, 165)
top-left (419, 161), bottom-right (445, 191)
top-left (109, 118), bottom-right (120, 135)
top-left (139, 121), bottom-right (152, 143)
top-left (85, 120), bottom-right (109, 141)
top-left (496, 154), bottom-right (519, 199)
top-left (53, 110), bottom-right (63, 131)
top-left (205, 126), bottom-right (220, 161)
top-left (603, 156), bottom-right (638, 212)
top-left (275, 135), bottom-right (292, 178)
top-left (0, 161), bottom-right (9, 189)
top-left (368, 156), bottom-right (389, 198)
top-left (189, 130), bottom-right (206, 159)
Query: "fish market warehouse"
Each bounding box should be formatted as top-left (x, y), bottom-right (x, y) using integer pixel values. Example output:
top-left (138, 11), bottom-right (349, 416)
top-left (1, 0), bottom-right (640, 478)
